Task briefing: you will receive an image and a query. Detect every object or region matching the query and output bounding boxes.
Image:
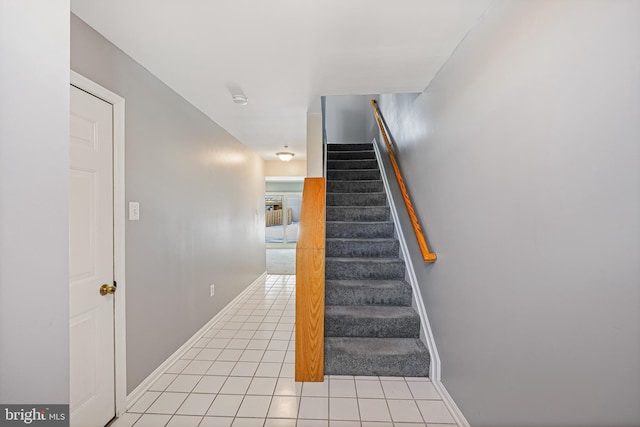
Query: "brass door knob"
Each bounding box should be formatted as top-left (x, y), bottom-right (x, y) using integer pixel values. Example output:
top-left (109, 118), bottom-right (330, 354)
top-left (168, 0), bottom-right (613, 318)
top-left (100, 284), bottom-right (117, 296)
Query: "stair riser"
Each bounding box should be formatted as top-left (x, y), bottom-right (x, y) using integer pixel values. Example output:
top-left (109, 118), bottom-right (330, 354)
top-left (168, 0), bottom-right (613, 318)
top-left (327, 169), bottom-right (381, 181)
top-left (327, 143), bottom-right (374, 152)
top-left (327, 181), bottom-right (384, 193)
top-left (326, 239), bottom-right (399, 257)
top-left (327, 159), bottom-right (379, 170)
top-left (326, 222), bottom-right (394, 239)
top-left (325, 313), bottom-right (420, 338)
top-left (327, 193), bottom-right (386, 207)
top-left (325, 260), bottom-right (405, 280)
top-left (325, 283), bottom-right (411, 306)
top-left (328, 151), bottom-right (376, 160)
top-left (325, 351), bottom-right (429, 377)
top-left (326, 207), bottom-right (390, 222)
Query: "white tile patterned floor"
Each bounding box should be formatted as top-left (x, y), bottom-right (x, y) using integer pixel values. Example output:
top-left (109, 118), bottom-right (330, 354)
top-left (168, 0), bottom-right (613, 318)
top-left (114, 275), bottom-right (458, 427)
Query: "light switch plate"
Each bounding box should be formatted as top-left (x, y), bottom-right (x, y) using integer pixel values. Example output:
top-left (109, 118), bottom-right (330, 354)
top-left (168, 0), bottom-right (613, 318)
top-left (129, 202), bottom-right (140, 220)
top-left (210, 284), bottom-right (215, 297)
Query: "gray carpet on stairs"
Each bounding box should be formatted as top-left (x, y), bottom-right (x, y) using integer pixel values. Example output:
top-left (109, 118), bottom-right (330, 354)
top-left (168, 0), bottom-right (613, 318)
top-left (326, 206), bottom-right (390, 222)
top-left (324, 142), bottom-right (430, 377)
top-left (326, 238), bottom-right (399, 258)
top-left (325, 279), bottom-right (412, 306)
top-left (325, 337), bottom-right (429, 377)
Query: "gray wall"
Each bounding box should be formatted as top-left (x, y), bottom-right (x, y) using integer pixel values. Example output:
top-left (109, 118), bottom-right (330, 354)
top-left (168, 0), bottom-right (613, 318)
top-left (325, 95), bottom-right (375, 143)
top-left (374, 1), bottom-right (640, 426)
top-left (71, 15), bottom-right (266, 393)
top-left (0, 1), bottom-right (70, 403)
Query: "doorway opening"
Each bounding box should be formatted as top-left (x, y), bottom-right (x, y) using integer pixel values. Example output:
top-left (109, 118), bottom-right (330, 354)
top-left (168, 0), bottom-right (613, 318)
top-left (265, 178), bottom-right (303, 274)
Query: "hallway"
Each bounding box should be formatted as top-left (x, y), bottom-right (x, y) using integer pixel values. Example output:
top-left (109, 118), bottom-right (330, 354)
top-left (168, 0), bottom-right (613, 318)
top-left (113, 275), bottom-right (456, 427)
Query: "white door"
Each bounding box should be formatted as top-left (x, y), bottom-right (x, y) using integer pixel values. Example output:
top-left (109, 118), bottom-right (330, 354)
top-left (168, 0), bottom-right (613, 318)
top-left (69, 85), bottom-right (115, 427)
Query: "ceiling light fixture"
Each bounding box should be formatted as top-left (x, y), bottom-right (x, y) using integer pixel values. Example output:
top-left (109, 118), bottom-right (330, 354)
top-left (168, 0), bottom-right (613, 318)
top-left (276, 146), bottom-right (295, 162)
top-left (232, 94), bottom-right (248, 105)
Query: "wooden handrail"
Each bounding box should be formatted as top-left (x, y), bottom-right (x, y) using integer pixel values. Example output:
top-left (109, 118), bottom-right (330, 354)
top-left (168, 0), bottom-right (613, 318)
top-left (370, 99), bottom-right (437, 263)
top-left (295, 177), bottom-right (326, 382)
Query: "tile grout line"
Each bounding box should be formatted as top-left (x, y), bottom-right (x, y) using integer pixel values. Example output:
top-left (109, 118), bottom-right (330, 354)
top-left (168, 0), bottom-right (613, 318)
top-left (126, 275), bottom-right (449, 427)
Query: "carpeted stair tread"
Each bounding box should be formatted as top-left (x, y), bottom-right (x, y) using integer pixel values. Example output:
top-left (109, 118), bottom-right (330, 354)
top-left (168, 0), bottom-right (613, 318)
top-left (326, 192), bottom-right (387, 207)
top-left (325, 337), bottom-right (430, 377)
top-left (326, 206), bottom-right (390, 222)
top-left (328, 150), bottom-right (376, 160)
top-left (327, 169), bottom-right (381, 181)
top-left (326, 238), bottom-right (399, 257)
top-left (327, 159), bottom-right (379, 170)
top-left (326, 221), bottom-right (394, 239)
top-left (327, 180), bottom-right (384, 193)
top-left (325, 279), bottom-right (411, 306)
top-left (325, 257), bottom-right (405, 280)
top-left (325, 305), bottom-right (420, 338)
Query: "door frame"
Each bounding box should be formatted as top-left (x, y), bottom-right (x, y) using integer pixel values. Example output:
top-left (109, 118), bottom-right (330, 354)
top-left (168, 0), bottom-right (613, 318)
top-left (70, 71), bottom-right (127, 417)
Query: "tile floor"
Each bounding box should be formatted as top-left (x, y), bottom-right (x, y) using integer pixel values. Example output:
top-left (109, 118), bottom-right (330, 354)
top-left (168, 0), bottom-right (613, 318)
top-left (112, 275), bottom-right (458, 427)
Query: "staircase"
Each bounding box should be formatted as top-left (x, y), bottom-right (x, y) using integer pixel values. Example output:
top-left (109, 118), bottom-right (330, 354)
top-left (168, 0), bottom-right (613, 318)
top-left (324, 142), bottom-right (430, 377)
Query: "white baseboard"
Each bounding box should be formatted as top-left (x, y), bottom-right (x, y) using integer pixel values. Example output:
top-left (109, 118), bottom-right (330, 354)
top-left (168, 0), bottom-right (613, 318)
top-left (126, 272), bottom-right (268, 409)
top-left (433, 379), bottom-right (471, 427)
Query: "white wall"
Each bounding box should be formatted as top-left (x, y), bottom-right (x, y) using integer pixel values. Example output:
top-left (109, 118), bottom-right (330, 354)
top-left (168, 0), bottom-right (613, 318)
top-left (0, 1), bottom-right (70, 403)
top-left (306, 112), bottom-right (323, 177)
top-left (71, 14), bottom-right (266, 393)
top-left (375, 1), bottom-right (640, 426)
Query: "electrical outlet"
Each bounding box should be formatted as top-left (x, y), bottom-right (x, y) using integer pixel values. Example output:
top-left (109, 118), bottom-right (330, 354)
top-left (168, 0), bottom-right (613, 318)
top-left (129, 202), bottom-right (140, 220)
top-left (210, 284), bottom-right (215, 297)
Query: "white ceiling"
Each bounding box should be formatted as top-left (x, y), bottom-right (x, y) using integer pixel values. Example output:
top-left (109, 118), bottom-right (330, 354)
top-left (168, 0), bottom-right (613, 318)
top-left (71, 0), bottom-right (492, 160)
